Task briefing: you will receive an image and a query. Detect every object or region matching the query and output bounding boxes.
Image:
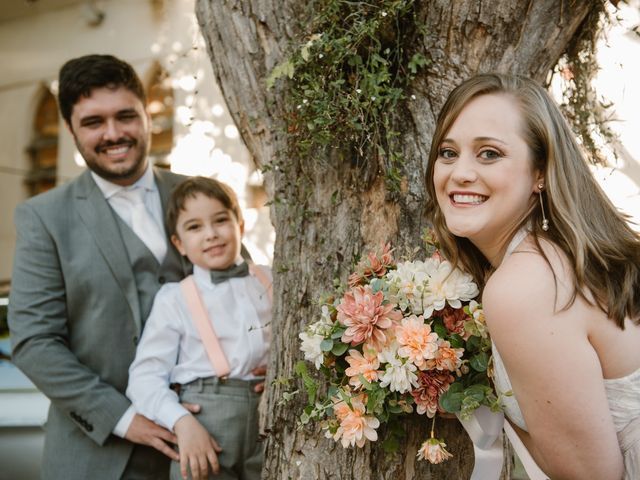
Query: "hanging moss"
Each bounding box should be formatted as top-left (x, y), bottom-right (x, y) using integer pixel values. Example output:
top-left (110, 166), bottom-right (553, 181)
top-left (554, 3), bottom-right (616, 166)
top-left (268, 0), bottom-right (428, 193)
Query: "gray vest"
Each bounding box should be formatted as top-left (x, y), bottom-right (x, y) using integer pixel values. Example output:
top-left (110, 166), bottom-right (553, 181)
top-left (113, 214), bottom-right (165, 322)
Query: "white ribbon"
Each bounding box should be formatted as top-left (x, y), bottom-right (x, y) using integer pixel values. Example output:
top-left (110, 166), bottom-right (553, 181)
top-left (457, 407), bottom-right (550, 480)
top-left (457, 406), bottom-right (505, 480)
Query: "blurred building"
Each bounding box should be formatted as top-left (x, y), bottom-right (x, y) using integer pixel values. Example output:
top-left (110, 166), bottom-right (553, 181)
top-left (0, 1), bottom-right (274, 478)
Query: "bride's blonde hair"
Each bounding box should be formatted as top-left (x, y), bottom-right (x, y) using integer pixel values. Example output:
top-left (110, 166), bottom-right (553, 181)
top-left (425, 73), bottom-right (640, 328)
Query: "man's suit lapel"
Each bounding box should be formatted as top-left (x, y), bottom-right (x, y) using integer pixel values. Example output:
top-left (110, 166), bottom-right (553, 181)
top-left (154, 168), bottom-right (192, 278)
top-left (155, 168), bottom-right (173, 217)
top-left (74, 171), bottom-right (143, 333)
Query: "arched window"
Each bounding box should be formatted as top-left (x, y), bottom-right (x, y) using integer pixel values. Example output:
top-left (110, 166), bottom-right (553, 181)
top-left (146, 63), bottom-right (174, 168)
top-left (26, 87), bottom-right (59, 196)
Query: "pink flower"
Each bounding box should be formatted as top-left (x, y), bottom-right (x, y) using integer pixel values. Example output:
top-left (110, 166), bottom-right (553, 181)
top-left (395, 315), bottom-right (439, 369)
top-left (417, 437), bottom-right (453, 464)
top-left (439, 306), bottom-right (468, 336)
top-left (426, 340), bottom-right (464, 372)
top-left (411, 370), bottom-right (455, 417)
top-left (338, 285), bottom-right (401, 346)
top-left (348, 244), bottom-right (395, 286)
top-left (332, 394), bottom-right (380, 448)
top-left (345, 348), bottom-right (380, 389)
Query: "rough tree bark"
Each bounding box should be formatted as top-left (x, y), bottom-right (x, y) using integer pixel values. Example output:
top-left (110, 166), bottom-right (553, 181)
top-left (195, 1), bottom-right (601, 478)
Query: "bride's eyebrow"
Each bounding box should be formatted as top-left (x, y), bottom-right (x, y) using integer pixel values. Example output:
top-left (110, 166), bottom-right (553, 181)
top-left (473, 136), bottom-right (508, 146)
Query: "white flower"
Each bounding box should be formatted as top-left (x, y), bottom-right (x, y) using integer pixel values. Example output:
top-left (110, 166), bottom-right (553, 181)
top-left (378, 351), bottom-right (418, 393)
top-left (386, 259), bottom-right (434, 313)
top-left (299, 331), bottom-right (324, 369)
top-left (356, 88), bottom-right (362, 94)
top-left (299, 306), bottom-right (334, 369)
top-left (386, 258), bottom-right (478, 317)
top-left (422, 260), bottom-right (478, 316)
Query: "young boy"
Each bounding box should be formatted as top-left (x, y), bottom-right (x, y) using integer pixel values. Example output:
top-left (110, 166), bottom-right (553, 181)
top-left (127, 176), bottom-right (272, 480)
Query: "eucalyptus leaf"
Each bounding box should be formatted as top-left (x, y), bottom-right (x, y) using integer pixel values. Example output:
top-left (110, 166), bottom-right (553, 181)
top-left (464, 384), bottom-right (489, 402)
top-left (331, 342), bottom-right (349, 356)
top-left (439, 390), bottom-right (464, 413)
top-left (470, 352), bottom-right (489, 372)
top-left (331, 328), bottom-right (347, 339)
top-left (320, 338), bottom-right (334, 352)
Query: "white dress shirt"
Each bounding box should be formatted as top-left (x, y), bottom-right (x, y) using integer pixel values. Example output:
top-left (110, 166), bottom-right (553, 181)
top-left (126, 264), bottom-right (272, 430)
top-left (91, 163), bottom-right (167, 255)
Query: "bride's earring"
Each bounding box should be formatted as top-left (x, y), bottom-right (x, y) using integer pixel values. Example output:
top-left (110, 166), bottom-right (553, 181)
top-left (538, 183), bottom-right (549, 231)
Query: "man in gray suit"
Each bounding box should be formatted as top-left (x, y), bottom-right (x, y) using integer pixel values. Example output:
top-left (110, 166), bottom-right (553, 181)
top-left (8, 54), bottom-right (192, 479)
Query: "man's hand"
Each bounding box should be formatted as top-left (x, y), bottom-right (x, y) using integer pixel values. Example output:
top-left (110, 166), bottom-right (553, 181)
top-left (174, 415), bottom-right (222, 480)
top-left (251, 366), bottom-right (267, 393)
top-left (124, 414), bottom-right (179, 461)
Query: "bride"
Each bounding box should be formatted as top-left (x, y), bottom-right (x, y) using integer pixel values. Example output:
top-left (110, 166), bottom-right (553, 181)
top-left (425, 73), bottom-right (640, 479)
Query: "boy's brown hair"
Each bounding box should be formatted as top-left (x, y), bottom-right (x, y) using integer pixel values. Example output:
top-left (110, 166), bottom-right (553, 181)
top-left (166, 176), bottom-right (243, 237)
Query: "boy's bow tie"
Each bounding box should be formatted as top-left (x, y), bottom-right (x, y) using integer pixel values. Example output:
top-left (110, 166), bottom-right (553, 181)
top-left (210, 261), bottom-right (249, 284)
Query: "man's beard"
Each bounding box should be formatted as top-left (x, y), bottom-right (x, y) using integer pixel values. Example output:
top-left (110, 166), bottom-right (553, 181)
top-left (76, 136), bottom-right (149, 183)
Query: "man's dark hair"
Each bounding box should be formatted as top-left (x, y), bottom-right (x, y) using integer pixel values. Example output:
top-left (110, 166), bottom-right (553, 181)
top-left (166, 176), bottom-right (244, 238)
top-left (58, 54), bottom-right (146, 125)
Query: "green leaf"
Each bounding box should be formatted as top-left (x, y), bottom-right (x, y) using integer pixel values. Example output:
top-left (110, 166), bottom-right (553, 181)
top-left (294, 360), bottom-right (318, 404)
top-left (407, 53), bottom-right (428, 75)
top-left (266, 60), bottom-right (295, 89)
top-left (433, 319), bottom-right (447, 338)
top-left (464, 384), bottom-right (491, 404)
top-left (331, 342), bottom-right (349, 356)
top-left (470, 352), bottom-right (489, 372)
top-left (300, 411), bottom-right (311, 424)
top-left (320, 338), bottom-right (334, 352)
top-left (449, 334), bottom-right (464, 348)
top-left (439, 390), bottom-right (464, 413)
top-left (370, 278), bottom-right (384, 293)
top-left (466, 335), bottom-right (481, 353)
top-left (301, 45), bottom-right (311, 62)
top-left (331, 327), bottom-right (347, 339)
top-left (359, 374), bottom-right (373, 390)
top-left (294, 360), bottom-right (308, 377)
top-left (447, 382), bottom-right (464, 393)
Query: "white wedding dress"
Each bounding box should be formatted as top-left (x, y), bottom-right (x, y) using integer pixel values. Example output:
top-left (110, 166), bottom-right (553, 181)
top-left (492, 230), bottom-right (640, 480)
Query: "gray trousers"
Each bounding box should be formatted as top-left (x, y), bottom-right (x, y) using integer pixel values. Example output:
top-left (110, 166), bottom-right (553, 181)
top-left (170, 377), bottom-right (264, 480)
top-left (121, 445), bottom-right (170, 479)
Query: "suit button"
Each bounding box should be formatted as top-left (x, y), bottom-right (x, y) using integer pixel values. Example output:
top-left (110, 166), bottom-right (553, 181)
top-left (158, 275), bottom-right (166, 284)
top-left (86, 424), bottom-right (93, 432)
top-left (133, 335), bottom-right (139, 345)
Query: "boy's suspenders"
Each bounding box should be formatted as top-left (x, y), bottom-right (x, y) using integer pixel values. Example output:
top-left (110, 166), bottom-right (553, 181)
top-left (179, 264), bottom-right (273, 378)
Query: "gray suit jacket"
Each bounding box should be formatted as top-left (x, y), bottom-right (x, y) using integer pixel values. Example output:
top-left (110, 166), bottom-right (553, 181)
top-left (8, 168), bottom-right (191, 479)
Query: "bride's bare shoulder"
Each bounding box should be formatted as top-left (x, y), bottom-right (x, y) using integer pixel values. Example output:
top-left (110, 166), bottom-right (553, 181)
top-left (483, 237), bottom-right (574, 328)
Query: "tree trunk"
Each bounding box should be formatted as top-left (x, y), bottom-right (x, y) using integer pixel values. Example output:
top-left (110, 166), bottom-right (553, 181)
top-left (195, 1), bottom-right (601, 478)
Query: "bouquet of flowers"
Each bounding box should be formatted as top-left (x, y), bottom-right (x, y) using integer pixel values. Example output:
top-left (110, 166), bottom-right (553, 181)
top-left (297, 235), bottom-right (500, 463)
